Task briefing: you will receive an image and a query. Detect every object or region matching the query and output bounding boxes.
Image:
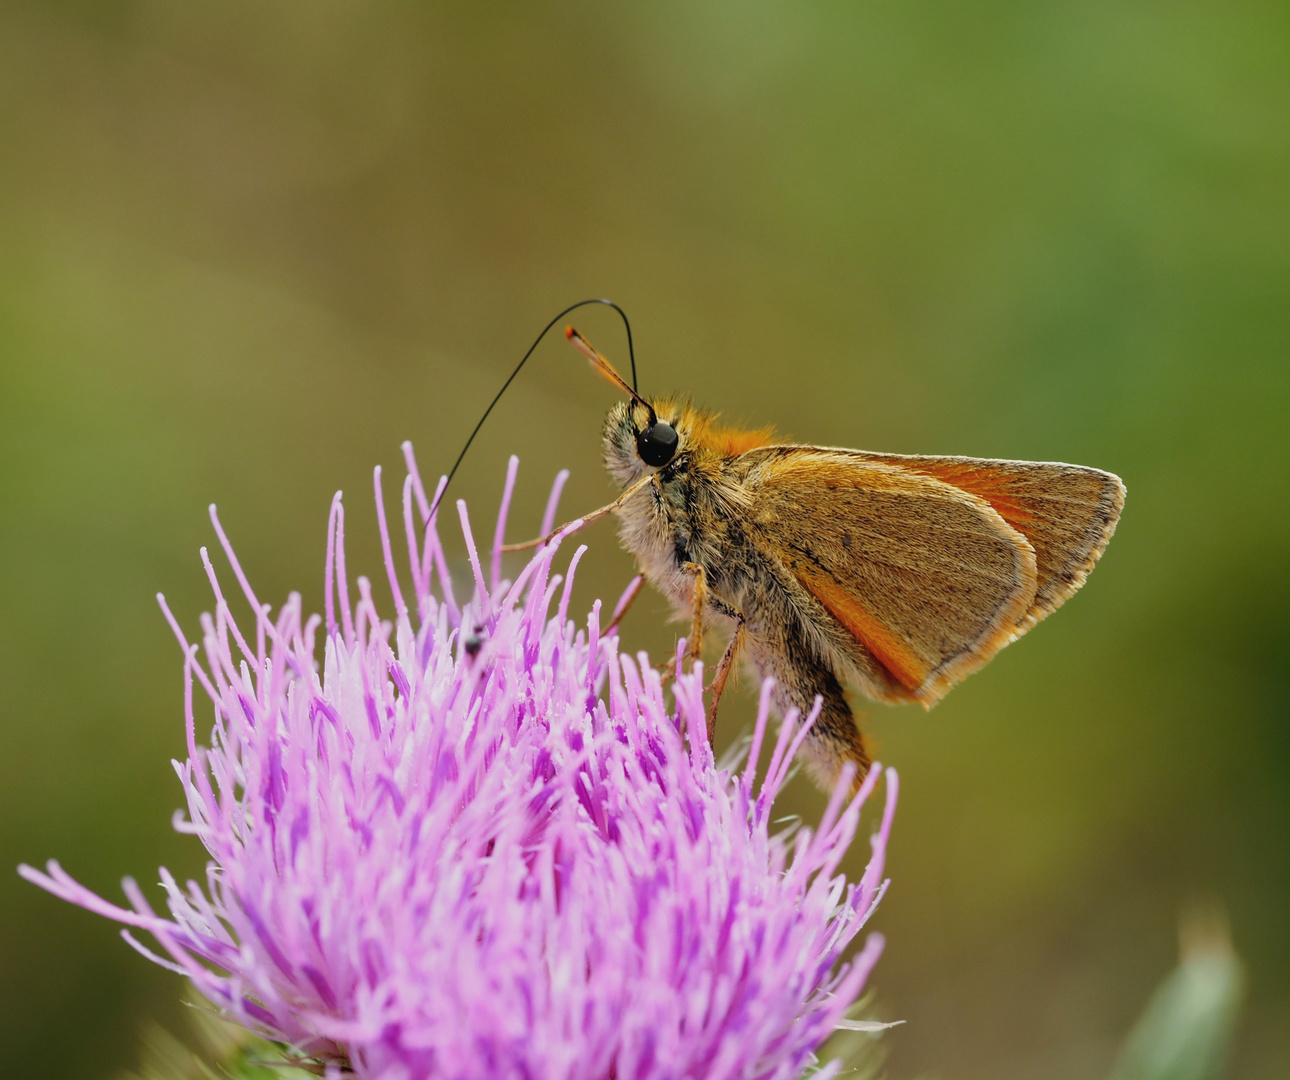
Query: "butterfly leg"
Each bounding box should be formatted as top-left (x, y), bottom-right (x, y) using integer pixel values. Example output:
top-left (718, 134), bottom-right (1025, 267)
top-left (501, 473), bottom-right (656, 552)
top-left (681, 562), bottom-right (709, 668)
top-left (655, 655), bottom-right (680, 688)
top-left (680, 574), bottom-right (746, 743)
top-left (605, 573), bottom-right (644, 636)
top-left (652, 562), bottom-right (708, 687)
top-left (652, 560), bottom-right (721, 688)
top-left (707, 611), bottom-right (746, 745)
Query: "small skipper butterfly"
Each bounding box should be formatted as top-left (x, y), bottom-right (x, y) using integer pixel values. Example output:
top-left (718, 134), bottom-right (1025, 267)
top-left (502, 322), bottom-right (1124, 791)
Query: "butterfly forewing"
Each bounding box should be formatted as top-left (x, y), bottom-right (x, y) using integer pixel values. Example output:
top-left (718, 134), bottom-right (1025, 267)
top-left (841, 453), bottom-right (1125, 633)
top-left (737, 447), bottom-right (1043, 706)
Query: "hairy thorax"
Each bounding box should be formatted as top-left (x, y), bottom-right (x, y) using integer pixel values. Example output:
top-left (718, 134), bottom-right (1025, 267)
top-left (602, 397), bottom-right (760, 627)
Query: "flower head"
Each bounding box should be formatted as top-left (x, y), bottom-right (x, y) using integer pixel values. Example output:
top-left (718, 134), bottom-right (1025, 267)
top-left (22, 447), bottom-right (897, 1080)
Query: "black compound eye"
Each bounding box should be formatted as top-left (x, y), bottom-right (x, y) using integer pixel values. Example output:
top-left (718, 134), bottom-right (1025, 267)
top-left (637, 419), bottom-right (679, 467)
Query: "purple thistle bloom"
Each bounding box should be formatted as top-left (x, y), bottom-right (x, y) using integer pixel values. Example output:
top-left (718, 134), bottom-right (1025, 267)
top-left (22, 446), bottom-right (898, 1080)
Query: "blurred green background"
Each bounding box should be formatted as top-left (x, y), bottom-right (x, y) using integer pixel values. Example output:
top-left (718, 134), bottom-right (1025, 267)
top-left (1, 2), bottom-right (1286, 1077)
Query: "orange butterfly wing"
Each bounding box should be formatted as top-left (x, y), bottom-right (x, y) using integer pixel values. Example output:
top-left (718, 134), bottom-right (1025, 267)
top-left (736, 446), bottom-right (1122, 705)
top-left (842, 452), bottom-right (1125, 633)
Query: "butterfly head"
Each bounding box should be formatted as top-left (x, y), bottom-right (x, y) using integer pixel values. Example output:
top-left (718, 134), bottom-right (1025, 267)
top-left (602, 397), bottom-right (686, 487)
top-left (602, 398), bottom-right (777, 488)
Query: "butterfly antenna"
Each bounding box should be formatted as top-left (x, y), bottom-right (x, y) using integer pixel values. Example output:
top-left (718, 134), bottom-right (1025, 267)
top-left (429, 299), bottom-right (638, 520)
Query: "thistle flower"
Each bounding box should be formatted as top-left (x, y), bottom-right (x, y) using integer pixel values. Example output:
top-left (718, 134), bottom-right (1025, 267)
top-left (21, 447), bottom-right (898, 1080)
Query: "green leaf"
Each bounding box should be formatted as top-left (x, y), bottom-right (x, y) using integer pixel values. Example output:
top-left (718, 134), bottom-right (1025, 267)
top-left (118, 988), bottom-right (334, 1080)
top-left (1106, 912), bottom-right (1244, 1080)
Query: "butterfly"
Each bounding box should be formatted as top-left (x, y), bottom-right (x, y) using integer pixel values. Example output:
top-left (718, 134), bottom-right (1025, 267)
top-left (516, 327), bottom-right (1126, 790)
